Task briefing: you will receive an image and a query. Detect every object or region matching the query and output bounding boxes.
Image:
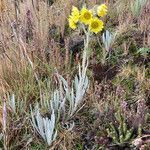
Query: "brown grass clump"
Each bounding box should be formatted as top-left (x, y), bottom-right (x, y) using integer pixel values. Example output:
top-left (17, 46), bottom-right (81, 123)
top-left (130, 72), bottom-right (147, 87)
top-left (0, 0), bottom-right (149, 149)
top-left (0, 0), bottom-right (5, 12)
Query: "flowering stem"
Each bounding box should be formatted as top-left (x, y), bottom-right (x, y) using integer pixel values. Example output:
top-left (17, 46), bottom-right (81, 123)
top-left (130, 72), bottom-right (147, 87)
top-left (82, 28), bottom-right (90, 70)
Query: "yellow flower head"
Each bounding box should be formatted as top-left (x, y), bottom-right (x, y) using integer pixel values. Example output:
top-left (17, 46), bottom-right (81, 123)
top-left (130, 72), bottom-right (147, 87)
top-left (80, 7), bottom-right (93, 25)
top-left (68, 17), bottom-right (77, 30)
top-left (68, 6), bottom-right (80, 30)
top-left (70, 6), bottom-right (80, 23)
top-left (89, 18), bottom-right (104, 34)
top-left (97, 4), bottom-right (107, 17)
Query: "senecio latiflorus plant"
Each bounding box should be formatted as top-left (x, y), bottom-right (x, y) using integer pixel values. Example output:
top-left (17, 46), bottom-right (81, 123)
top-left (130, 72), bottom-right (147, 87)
top-left (68, 4), bottom-right (107, 33)
top-left (101, 30), bottom-right (116, 64)
top-left (30, 3), bottom-right (107, 147)
top-left (58, 64), bottom-right (89, 118)
top-left (30, 104), bottom-right (57, 146)
top-left (68, 4), bottom-right (108, 64)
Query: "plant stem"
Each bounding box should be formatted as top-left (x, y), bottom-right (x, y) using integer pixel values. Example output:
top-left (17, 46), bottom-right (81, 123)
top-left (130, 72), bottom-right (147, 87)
top-left (82, 30), bottom-right (90, 70)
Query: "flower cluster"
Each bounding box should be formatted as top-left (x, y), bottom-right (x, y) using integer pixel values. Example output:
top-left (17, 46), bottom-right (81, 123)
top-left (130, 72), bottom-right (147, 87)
top-left (97, 4), bottom-right (108, 17)
top-left (68, 4), bottom-right (108, 34)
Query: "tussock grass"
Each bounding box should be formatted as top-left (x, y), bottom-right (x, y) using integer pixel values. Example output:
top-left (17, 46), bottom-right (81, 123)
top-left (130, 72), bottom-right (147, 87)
top-left (0, 0), bottom-right (149, 149)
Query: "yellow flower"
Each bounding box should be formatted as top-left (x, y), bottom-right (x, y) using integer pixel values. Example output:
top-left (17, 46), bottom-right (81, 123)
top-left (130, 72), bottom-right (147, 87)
top-left (70, 6), bottom-right (80, 23)
top-left (97, 4), bottom-right (107, 17)
top-left (68, 17), bottom-right (77, 30)
top-left (68, 6), bottom-right (80, 30)
top-left (89, 18), bottom-right (104, 34)
top-left (80, 7), bottom-right (93, 25)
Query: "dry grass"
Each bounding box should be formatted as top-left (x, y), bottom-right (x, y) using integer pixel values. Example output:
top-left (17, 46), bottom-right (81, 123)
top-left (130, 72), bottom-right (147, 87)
top-left (0, 0), bottom-right (149, 149)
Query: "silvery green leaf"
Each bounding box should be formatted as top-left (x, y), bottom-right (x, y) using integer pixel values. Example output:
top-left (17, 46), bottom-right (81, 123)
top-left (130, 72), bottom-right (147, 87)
top-left (131, 0), bottom-right (148, 16)
top-left (58, 62), bottom-right (89, 117)
top-left (137, 47), bottom-right (150, 56)
top-left (30, 104), bottom-right (57, 146)
top-left (0, 133), bottom-right (3, 141)
top-left (8, 94), bottom-right (16, 114)
top-left (102, 30), bottom-right (114, 52)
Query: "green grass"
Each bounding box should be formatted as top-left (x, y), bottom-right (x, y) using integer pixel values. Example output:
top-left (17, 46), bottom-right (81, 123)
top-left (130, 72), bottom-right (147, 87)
top-left (0, 0), bottom-right (149, 149)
